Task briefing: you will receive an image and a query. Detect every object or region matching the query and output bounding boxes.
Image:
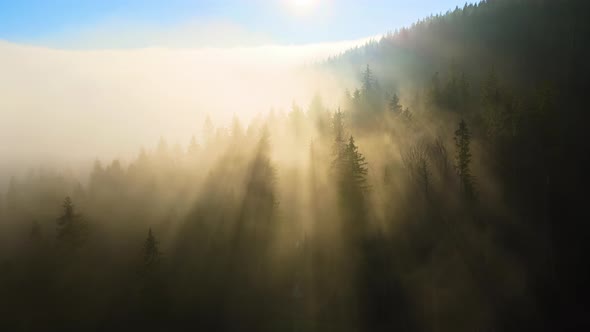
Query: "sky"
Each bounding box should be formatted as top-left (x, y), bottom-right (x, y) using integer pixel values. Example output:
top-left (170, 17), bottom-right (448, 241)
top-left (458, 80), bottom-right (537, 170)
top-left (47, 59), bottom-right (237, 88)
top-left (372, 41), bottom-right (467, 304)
top-left (0, 0), bottom-right (470, 48)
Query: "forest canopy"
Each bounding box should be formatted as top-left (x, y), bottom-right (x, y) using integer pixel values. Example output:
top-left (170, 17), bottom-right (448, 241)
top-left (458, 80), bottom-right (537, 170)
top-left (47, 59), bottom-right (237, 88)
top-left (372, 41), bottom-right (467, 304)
top-left (1, 0), bottom-right (590, 331)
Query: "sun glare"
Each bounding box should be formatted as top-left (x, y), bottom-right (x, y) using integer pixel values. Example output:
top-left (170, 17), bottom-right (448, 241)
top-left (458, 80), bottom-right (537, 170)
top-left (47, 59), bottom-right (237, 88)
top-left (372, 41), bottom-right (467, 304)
top-left (288, 0), bottom-right (317, 14)
top-left (293, 0), bottom-right (314, 7)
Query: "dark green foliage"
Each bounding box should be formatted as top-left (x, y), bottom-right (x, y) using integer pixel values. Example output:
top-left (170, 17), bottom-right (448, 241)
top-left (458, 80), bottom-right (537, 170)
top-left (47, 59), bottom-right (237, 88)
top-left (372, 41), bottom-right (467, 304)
top-left (361, 64), bottom-right (376, 93)
top-left (143, 228), bottom-right (160, 270)
top-left (56, 196), bottom-right (86, 248)
top-left (343, 135), bottom-right (369, 193)
top-left (454, 119), bottom-right (475, 200)
top-left (388, 93), bottom-right (402, 114)
top-left (332, 133), bottom-right (370, 238)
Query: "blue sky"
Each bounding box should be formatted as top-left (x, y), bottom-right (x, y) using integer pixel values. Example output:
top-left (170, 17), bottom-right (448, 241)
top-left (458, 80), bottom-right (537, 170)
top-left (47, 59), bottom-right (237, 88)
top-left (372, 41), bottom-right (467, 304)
top-left (0, 0), bottom-right (470, 47)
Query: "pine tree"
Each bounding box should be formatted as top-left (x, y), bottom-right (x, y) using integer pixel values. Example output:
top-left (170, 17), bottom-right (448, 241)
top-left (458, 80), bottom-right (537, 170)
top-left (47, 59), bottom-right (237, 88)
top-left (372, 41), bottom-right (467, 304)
top-left (56, 196), bottom-right (86, 248)
top-left (352, 88), bottom-right (361, 102)
top-left (361, 64), bottom-right (375, 93)
top-left (143, 228), bottom-right (161, 270)
top-left (359, 64), bottom-right (384, 115)
top-left (231, 127), bottom-right (276, 268)
top-left (402, 107), bottom-right (413, 124)
top-left (334, 135), bottom-right (370, 237)
top-left (139, 228), bottom-right (166, 322)
top-left (389, 93), bottom-right (403, 114)
top-left (454, 119), bottom-right (475, 199)
top-left (345, 136), bottom-right (369, 193)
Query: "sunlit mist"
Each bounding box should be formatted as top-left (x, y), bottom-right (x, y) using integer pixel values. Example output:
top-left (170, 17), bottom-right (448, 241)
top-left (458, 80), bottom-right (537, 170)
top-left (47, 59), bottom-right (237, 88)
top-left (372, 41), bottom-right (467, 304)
top-left (0, 37), bottom-right (373, 182)
top-left (1, 0), bottom-right (586, 331)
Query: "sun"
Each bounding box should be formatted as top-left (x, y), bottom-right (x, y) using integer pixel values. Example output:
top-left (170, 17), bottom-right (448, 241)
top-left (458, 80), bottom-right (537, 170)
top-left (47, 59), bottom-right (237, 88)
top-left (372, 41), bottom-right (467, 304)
top-left (292, 0), bottom-right (315, 8)
top-left (287, 0), bottom-right (318, 14)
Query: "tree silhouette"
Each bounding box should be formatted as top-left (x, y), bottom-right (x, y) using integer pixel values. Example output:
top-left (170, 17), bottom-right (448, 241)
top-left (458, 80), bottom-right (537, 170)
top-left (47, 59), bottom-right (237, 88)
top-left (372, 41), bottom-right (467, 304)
top-left (361, 64), bottom-right (375, 93)
top-left (333, 134), bottom-right (370, 232)
top-left (389, 93), bottom-right (403, 114)
top-left (143, 228), bottom-right (161, 270)
top-left (454, 119), bottom-right (475, 200)
top-left (344, 135), bottom-right (369, 193)
top-left (56, 196), bottom-right (86, 248)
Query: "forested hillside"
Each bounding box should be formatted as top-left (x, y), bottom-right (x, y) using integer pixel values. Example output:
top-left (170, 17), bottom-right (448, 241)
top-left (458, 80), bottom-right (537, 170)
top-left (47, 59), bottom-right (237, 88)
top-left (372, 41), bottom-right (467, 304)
top-left (323, 0), bottom-right (590, 328)
top-left (1, 0), bottom-right (589, 331)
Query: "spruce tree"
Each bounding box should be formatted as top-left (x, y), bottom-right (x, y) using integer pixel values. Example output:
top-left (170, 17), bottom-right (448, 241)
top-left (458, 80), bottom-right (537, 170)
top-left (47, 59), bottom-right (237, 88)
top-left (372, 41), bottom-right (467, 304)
top-left (56, 196), bottom-right (86, 248)
top-left (334, 135), bottom-right (370, 242)
top-left (345, 136), bottom-right (369, 193)
top-left (361, 64), bottom-right (375, 93)
top-left (143, 228), bottom-right (161, 270)
top-left (389, 93), bottom-right (403, 114)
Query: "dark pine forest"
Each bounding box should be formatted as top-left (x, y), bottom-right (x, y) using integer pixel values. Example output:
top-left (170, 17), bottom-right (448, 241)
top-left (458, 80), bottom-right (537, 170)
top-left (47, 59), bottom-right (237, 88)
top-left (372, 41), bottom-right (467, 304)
top-left (1, 0), bottom-right (590, 331)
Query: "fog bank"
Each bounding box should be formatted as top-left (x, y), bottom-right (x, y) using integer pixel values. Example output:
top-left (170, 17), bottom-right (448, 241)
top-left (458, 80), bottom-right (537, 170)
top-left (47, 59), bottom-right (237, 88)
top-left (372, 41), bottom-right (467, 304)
top-left (0, 37), bottom-right (371, 187)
